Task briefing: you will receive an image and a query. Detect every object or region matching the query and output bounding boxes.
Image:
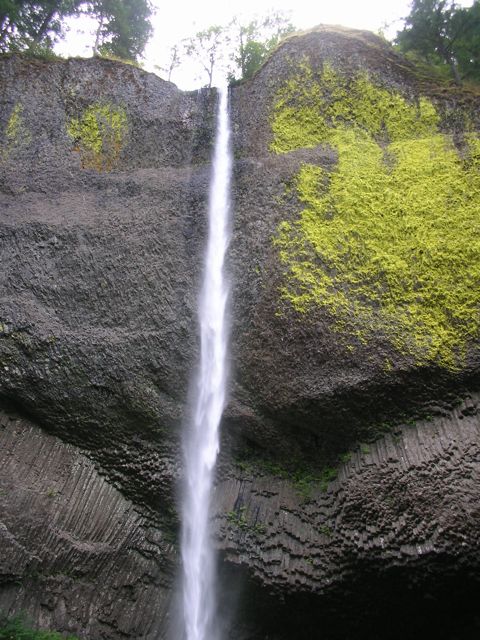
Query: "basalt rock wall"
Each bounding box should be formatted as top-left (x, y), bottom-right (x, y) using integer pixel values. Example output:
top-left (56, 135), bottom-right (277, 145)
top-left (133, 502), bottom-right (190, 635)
top-left (1, 27), bottom-right (480, 639)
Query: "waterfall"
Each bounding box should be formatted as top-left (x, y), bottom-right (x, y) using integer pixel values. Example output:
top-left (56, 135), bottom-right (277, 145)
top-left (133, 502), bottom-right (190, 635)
top-left (180, 84), bottom-right (232, 640)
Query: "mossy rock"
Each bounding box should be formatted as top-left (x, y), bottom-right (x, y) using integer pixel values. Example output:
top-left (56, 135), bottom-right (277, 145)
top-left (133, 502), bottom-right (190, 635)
top-left (0, 102), bottom-right (31, 161)
top-left (67, 102), bottom-right (128, 171)
top-left (0, 615), bottom-right (78, 639)
top-left (271, 61), bottom-right (480, 370)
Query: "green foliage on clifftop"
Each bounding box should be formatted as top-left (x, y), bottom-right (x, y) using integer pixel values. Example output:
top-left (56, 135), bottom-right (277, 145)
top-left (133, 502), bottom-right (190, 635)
top-left (272, 61), bottom-right (480, 369)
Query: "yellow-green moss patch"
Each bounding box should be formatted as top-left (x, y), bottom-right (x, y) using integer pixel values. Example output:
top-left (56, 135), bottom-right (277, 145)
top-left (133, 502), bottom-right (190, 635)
top-left (1, 103), bottom-right (31, 161)
top-left (271, 62), bottom-right (439, 153)
top-left (68, 103), bottom-right (128, 171)
top-left (272, 62), bottom-right (480, 369)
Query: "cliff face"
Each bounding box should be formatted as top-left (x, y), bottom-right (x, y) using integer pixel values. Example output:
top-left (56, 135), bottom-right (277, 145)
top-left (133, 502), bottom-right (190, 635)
top-left (1, 27), bottom-right (480, 639)
top-left (0, 55), bottom-right (209, 637)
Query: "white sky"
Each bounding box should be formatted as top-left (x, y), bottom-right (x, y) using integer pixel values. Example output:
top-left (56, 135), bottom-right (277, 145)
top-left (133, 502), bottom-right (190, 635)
top-left (55, 0), bottom-right (472, 89)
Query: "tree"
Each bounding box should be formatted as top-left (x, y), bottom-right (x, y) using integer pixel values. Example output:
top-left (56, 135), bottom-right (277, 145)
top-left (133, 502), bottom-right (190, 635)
top-left (0, 0), bottom-right (153, 61)
top-left (396, 0), bottom-right (480, 84)
top-left (229, 11), bottom-right (295, 81)
top-left (90, 0), bottom-right (153, 61)
top-left (0, 0), bottom-right (81, 52)
top-left (176, 11), bottom-right (295, 87)
top-left (183, 25), bottom-right (227, 88)
top-left (449, 1), bottom-right (480, 80)
top-left (155, 43), bottom-right (181, 82)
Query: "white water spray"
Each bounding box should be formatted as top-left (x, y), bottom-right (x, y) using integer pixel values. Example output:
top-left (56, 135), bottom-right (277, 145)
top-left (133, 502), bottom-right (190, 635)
top-left (180, 85), bottom-right (232, 640)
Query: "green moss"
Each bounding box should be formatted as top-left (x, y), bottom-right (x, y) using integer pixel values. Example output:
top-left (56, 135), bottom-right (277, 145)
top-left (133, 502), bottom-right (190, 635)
top-left (271, 61), bottom-right (439, 153)
top-left (235, 455), bottom-right (337, 497)
top-left (319, 524), bottom-right (333, 537)
top-left (0, 615), bottom-right (78, 639)
top-left (226, 507), bottom-right (266, 535)
top-left (1, 103), bottom-right (31, 161)
top-left (6, 104), bottom-right (23, 142)
top-left (67, 103), bottom-right (128, 171)
top-left (272, 62), bottom-right (480, 369)
top-left (97, 53), bottom-right (142, 69)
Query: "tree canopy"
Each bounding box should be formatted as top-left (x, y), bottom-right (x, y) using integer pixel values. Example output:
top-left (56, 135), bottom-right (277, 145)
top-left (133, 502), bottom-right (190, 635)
top-left (229, 12), bottom-right (295, 81)
top-left (0, 0), bottom-right (78, 53)
top-left (396, 0), bottom-right (480, 83)
top-left (0, 0), bottom-right (153, 61)
top-left (178, 11), bottom-right (295, 87)
top-left (183, 25), bottom-right (225, 89)
top-left (91, 0), bottom-right (152, 61)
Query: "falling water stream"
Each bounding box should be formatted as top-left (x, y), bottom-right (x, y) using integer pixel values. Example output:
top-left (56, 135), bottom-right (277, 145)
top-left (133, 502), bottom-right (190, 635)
top-left (180, 85), bottom-right (232, 640)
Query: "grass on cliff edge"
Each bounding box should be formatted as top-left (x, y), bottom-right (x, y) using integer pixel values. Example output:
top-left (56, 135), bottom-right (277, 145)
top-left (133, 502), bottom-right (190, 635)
top-left (0, 615), bottom-right (78, 640)
top-left (271, 60), bottom-right (480, 370)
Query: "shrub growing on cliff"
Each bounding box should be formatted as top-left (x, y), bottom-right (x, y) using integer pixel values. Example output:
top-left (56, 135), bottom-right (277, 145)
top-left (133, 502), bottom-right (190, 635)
top-left (0, 615), bottom-right (78, 639)
top-left (228, 12), bottom-right (295, 82)
top-left (91, 0), bottom-right (153, 62)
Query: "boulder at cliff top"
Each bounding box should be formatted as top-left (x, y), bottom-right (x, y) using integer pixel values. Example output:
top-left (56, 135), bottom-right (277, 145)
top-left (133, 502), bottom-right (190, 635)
top-left (1, 26), bottom-right (480, 640)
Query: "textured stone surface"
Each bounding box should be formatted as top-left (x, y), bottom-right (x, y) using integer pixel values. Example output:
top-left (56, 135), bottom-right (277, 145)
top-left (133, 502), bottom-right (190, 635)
top-left (1, 27), bottom-right (480, 640)
top-left (217, 395), bottom-right (480, 591)
top-left (0, 56), bottom-right (217, 515)
top-left (0, 411), bottom-right (175, 639)
top-left (0, 56), bottom-right (205, 637)
top-left (214, 396), bottom-right (480, 639)
top-left (226, 26), bottom-right (480, 465)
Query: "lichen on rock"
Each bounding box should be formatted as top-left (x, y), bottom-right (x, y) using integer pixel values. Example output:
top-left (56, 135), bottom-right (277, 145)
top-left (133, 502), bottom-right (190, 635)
top-left (272, 61), bottom-right (480, 369)
top-left (67, 102), bottom-right (128, 171)
top-left (0, 102), bottom-right (31, 161)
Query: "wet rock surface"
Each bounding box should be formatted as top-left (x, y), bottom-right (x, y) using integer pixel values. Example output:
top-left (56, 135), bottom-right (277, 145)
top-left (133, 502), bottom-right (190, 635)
top-left (215, 395), bottom-right (480, 638)
top-left (1, 27), bottom-right (480, 639)
top-left (0, 412), bottom-right (174, 639)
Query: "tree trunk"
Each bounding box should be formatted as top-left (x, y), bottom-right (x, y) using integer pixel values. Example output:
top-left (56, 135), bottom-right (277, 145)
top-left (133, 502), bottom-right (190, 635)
top-left (449, 58), bottom-right (462, 85)
top-left (239, 28), bottom-right (245, 77)
top-left (93, 13), bottom-right (104, 56)
top-left (207, 52), bottom-right (214, 88)
top-left (437, 38), bottom-right (462, 86)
